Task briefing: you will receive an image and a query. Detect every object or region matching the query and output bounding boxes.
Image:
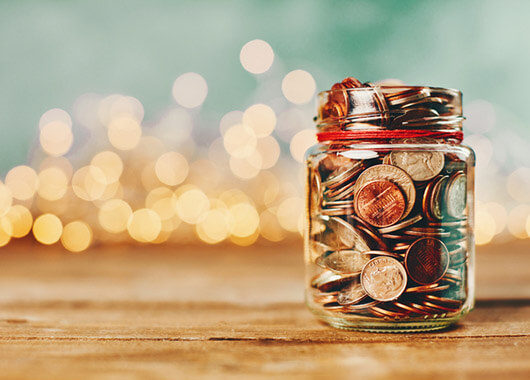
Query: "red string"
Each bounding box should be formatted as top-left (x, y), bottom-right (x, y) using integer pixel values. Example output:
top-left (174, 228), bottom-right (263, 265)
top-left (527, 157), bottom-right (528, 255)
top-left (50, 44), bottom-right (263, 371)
top-left (316, 129), bottom-right (464, 143)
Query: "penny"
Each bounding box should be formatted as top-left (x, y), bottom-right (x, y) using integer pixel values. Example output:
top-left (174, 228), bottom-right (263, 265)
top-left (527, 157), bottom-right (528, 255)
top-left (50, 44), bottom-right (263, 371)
top-left (404, 237), bottom-right (450, 285)
top-left (353, 164), bottom-right (416, 219)
top-left (337, 278), bottom-right (367, 305)
top-left (405, 283), bottom-right (449, 293)
top-left (445, 171), bottom-right (467, 218)
top-left (389, 150), bottom-right (444, 181)
top-left (360, 256), bottom-right (407, 302)
top-left (341, 77), bottom-right (363, 88)
top-left (354, 180), bottom-right (406, 227)
top-left (316, 249), bottom-right (371, 274)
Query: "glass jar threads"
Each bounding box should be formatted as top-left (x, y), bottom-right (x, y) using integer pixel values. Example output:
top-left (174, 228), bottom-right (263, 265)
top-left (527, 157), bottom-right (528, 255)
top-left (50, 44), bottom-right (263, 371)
top-left (304, 78), bottom-right (475, 332)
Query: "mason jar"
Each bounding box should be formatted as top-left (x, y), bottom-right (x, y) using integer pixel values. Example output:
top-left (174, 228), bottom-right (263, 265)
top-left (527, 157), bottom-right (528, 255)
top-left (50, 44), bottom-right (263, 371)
top-left (304, 79), bottom-right (475, 332)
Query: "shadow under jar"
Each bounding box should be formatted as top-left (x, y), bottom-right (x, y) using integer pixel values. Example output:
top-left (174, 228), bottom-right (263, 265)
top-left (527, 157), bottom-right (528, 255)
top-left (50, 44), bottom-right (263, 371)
top-left (305, 81), bottom-right (475, 332)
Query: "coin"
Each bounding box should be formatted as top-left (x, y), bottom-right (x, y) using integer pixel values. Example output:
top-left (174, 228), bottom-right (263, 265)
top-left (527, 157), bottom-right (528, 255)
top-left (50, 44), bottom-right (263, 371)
top-left (319, 217), bottom-right (371, 252)
top-left (316, 249), bottom-right (371, 274)
top-left (309, 169), bottom-right (321, 216)
top-left (404, 237), bottom-right (450, 285)
top-left (337, 278), bottom-right (367, 305)
top-left (341, 77), bottom-right (363, 88)
top-left (389, 149), bottom-right (444, 181)
top-left (430, 175), bottom-right (449, 220)
top-left (445, 171), bottom-right (467, 218)
top-left (378, 214), bottom-right (422, 234)
top-left (360, 256), bottom-right (407, 302)
top-left (311, 271), bottom-right (355, 292)
top-left (353, 164), bottom-right (416, 219)
top-left (354, 180), bottom-right (406, 227)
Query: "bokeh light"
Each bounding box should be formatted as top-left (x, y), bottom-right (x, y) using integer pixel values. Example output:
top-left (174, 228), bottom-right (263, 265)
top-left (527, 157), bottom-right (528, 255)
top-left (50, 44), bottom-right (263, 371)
top-left (229, 203), bottom-right (259, 238)
top-left (99, 199), bottom-right (132, 234)
top-left (0, 181), bottom-right (13, 216)
top-left (281, 70), bottom-right (316, 104)
top-left (61, 221), bottom-right (93, 252)
top-left (155, 152), bottom-right (189, 186)
top-left (243, 103), bottom-right (277, 138)
top-left (5, 165), bottom-right (39, 201)
top-left (91, 151), bottom-right (124, 184)
top-left (176, 187), bottom-right (209, 224)
top-left (0, 217), bottom-right (12, 247)
top-left (33, 213), bottom-right (63, 245)
top-left (39, 121), bottom-right (74, 157)
top-left (196, 208), bottom-right (231, 244)
top-left (223, 123), bottom-right (257, 159)
top-left (4, 205), bottom-right (33, 238)
top-left (276, 197), bottom-right (304, 234)
top-left (240, 39), bottom-right (274, 74)
top-left (72, 166), bottom-right (107, 201)
top-left (107, 116), bottom-right (142, 151)
top-left (37, 166), bottom-right (69, 201)
top-left (290, 129), bottom-right (316, 163)
top-left (127, 208), bottom-right (162, 243)
top-left (172, 72), bottom-right (208, 108)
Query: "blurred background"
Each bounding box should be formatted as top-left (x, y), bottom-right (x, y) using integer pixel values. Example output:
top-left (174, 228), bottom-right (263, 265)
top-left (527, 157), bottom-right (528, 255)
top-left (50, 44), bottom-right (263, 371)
top-left (0, 0), bottom-right (529, 252)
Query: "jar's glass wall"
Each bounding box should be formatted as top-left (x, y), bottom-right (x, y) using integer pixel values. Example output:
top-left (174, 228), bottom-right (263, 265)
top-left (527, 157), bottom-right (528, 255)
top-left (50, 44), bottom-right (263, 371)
top-left (304, 142), bottom-right (475, 332)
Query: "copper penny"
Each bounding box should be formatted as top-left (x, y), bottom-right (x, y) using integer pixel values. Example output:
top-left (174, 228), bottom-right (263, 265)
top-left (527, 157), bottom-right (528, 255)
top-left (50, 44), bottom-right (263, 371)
top-left (353, 164), bottom-right (416, 219)
top-left (405, 237), bottom-right (450, 285)
top-left (354, 180), bottom-right (406, 227)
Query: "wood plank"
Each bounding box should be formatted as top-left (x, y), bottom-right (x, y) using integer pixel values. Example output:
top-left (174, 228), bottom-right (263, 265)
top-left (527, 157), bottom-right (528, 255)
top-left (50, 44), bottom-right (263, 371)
top-left (0, 240), bottom-right (528, 379)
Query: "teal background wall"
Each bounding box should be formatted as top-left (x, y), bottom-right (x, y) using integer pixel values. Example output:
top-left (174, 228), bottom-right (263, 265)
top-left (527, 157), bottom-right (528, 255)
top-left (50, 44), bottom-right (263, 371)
top-left (0, 0), bottom-right (529, 172)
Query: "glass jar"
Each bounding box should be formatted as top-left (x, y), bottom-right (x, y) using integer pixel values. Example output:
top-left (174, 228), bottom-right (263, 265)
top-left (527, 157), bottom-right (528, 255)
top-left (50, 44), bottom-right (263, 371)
top-left (304, 81), bottom-right (475, 332)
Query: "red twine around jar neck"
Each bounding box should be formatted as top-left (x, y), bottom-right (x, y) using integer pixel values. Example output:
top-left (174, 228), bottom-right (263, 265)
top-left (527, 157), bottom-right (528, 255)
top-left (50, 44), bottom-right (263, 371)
top-left (316, 129), bottom-right (464, 143)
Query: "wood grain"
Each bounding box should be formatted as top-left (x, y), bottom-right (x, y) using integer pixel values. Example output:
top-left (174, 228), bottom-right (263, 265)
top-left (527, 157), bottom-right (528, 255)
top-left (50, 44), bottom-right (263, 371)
top-left (0, 240), bottom-right (528, 379)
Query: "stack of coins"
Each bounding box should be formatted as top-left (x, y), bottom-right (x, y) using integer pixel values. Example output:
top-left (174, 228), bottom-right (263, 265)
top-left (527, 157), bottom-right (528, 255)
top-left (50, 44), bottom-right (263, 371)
top-left (307, 78), bottom-right (469, 320)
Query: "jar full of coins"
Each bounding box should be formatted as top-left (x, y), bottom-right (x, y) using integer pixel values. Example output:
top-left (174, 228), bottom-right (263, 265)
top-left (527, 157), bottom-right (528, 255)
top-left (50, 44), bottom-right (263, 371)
top-left (305, 77), bottom-right (475, 332)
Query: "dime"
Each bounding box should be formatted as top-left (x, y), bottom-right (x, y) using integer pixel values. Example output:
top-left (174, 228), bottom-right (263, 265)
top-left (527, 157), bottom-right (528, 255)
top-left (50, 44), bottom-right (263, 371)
top-left (353, 164), bottom-right (416, 219)
top-left (445, 171), bottom-right (467, 218)
top-left (389, 149), bottom-right (444, 181)
top-left (316, 249), bottom-right (370, 274)
top-left (354, 180), bottom-right (406, 227)
top-left (360, 256), bottom-right (407, 302)
top-left (337, 278), bottom-right (367, 305)
top-left (404, 237), bottom-right (450, 285)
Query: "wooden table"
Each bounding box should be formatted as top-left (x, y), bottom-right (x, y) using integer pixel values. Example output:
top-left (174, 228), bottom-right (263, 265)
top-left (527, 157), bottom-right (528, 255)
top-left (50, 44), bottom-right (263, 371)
top-left (0, 241), bottom-right (528, 379)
